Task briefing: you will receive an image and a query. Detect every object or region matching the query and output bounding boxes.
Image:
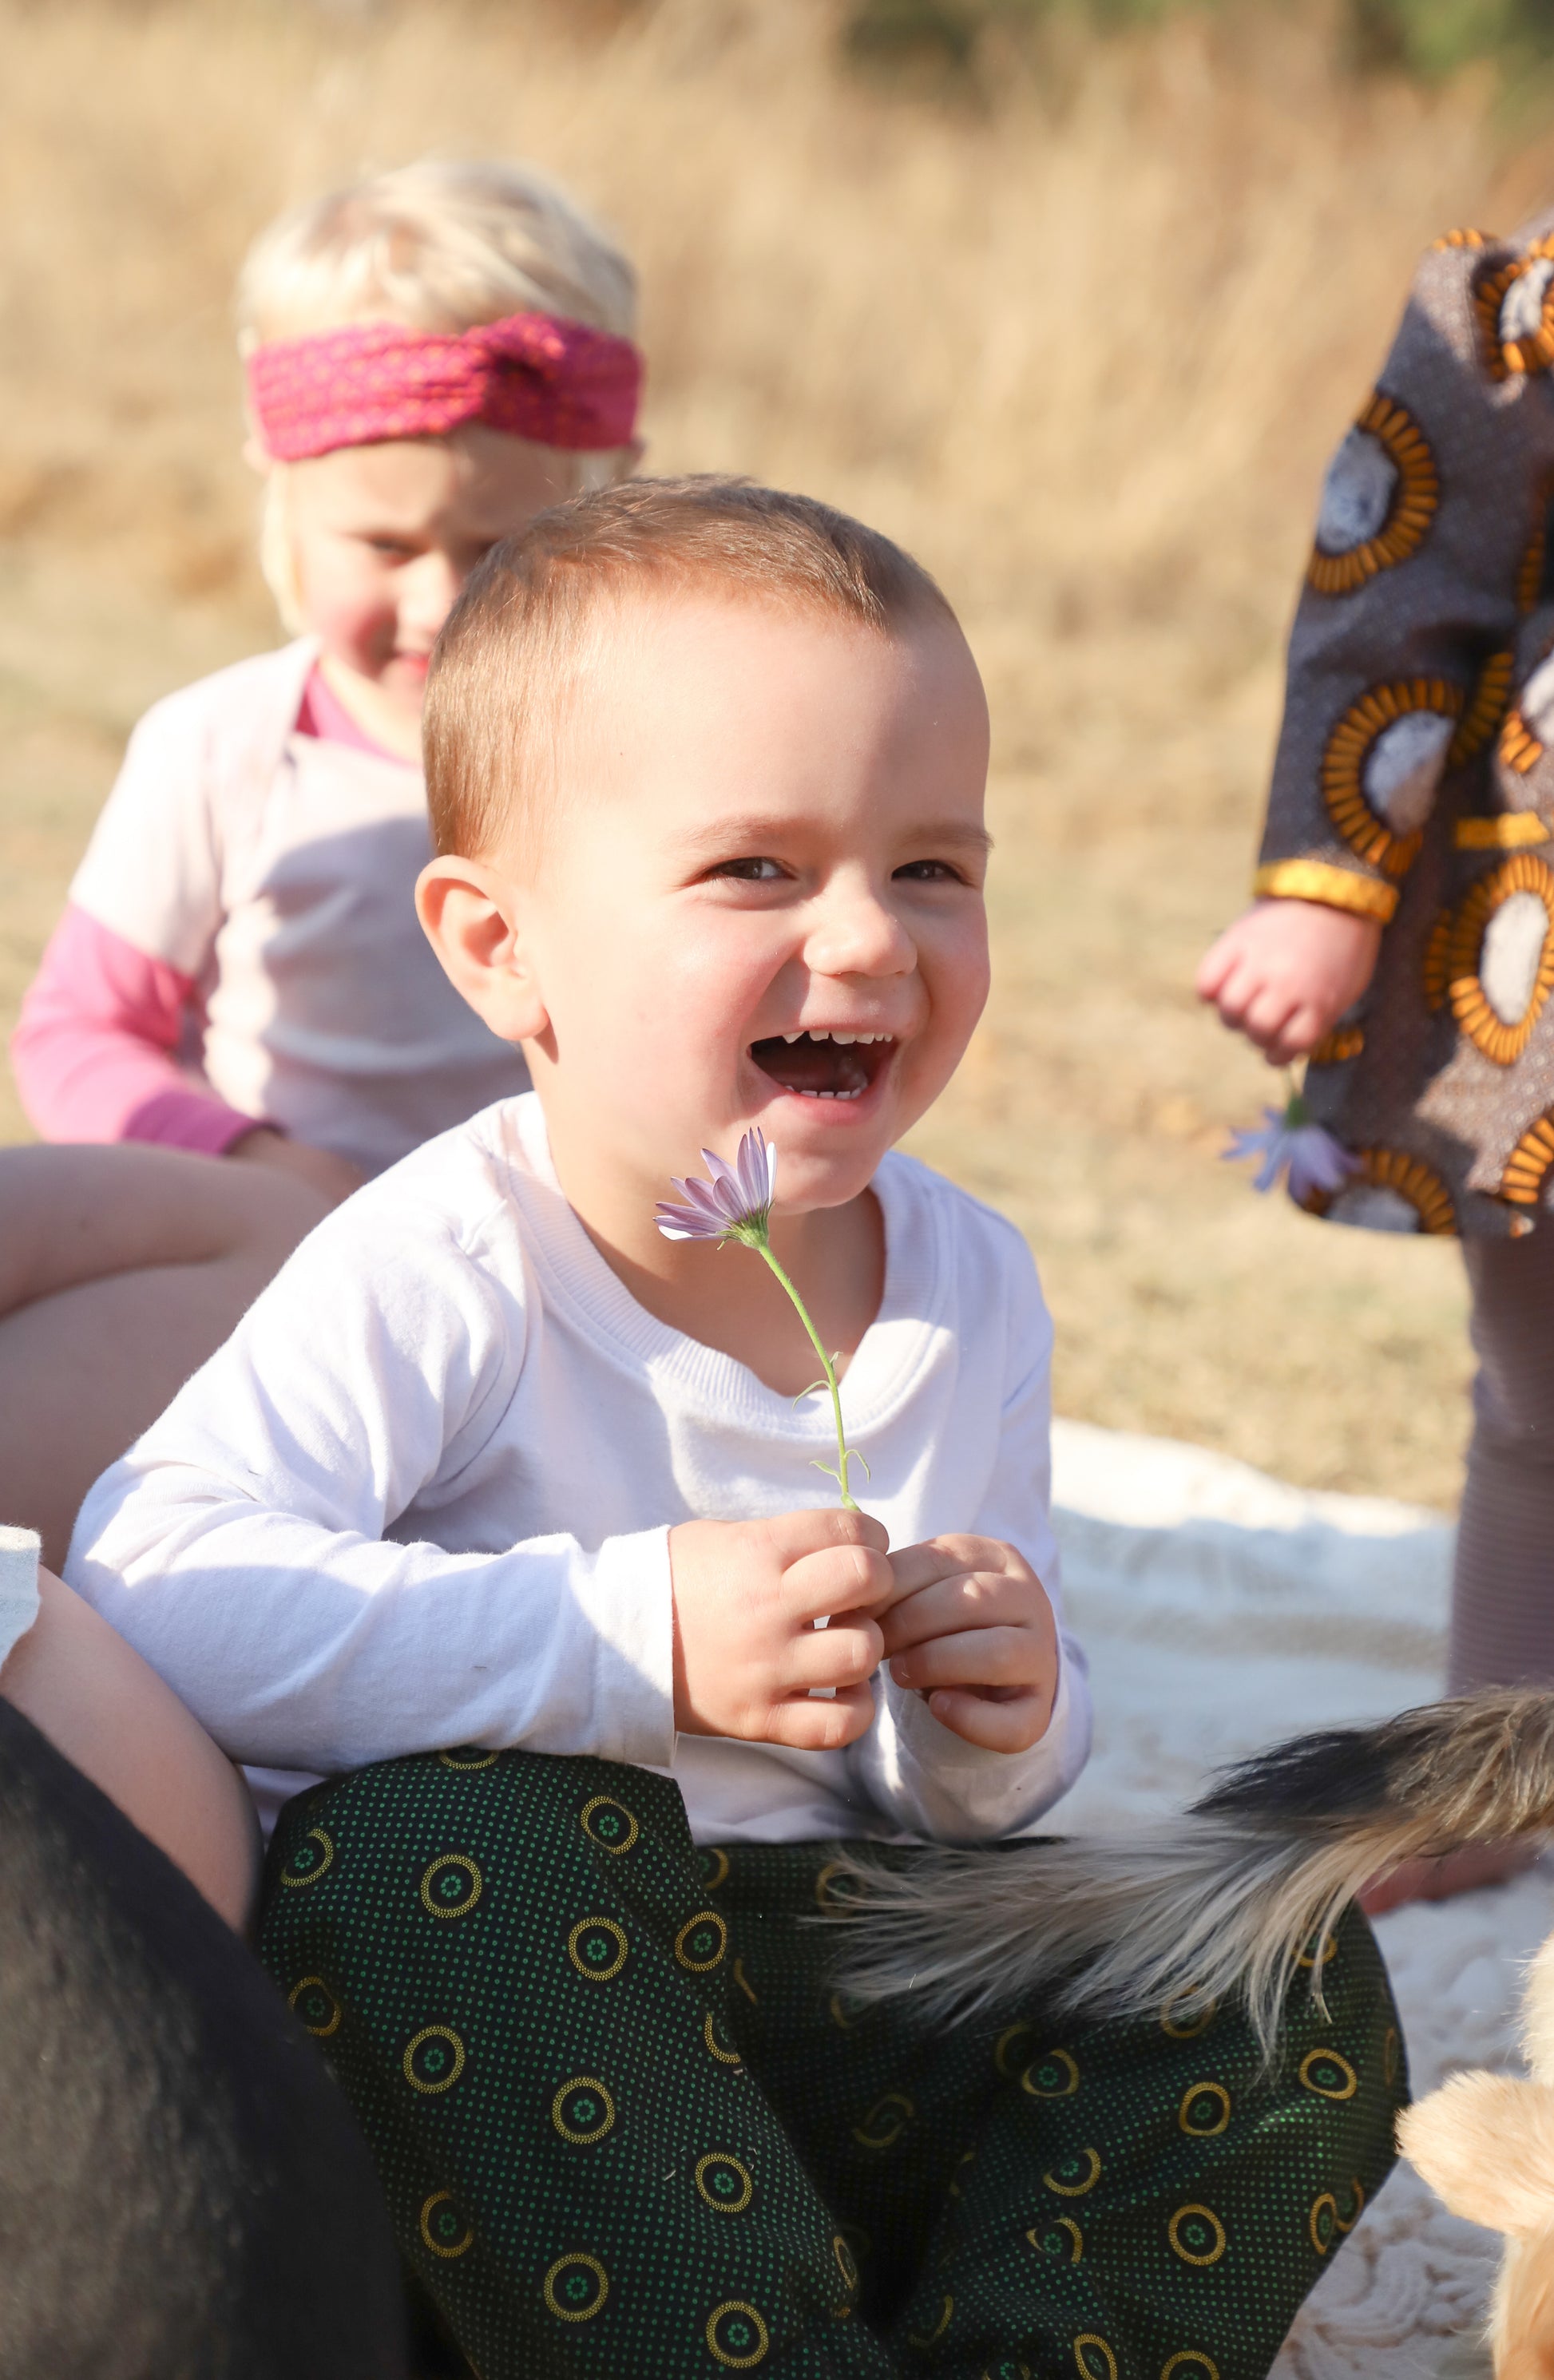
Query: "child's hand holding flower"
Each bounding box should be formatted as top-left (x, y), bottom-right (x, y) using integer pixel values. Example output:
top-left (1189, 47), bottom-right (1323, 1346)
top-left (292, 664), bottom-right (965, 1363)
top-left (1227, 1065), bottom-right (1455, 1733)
top-left (668, 1509), bottom-right (894, 1750)
top-left (882, 1535), bottom-right (1059, 1752)
top-left (657, 1131), bottom-right (1058, 1760)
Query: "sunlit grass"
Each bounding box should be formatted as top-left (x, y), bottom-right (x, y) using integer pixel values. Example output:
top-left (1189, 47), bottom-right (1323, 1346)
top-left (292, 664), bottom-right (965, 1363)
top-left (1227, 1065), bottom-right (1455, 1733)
top-left (2, 0), bottom-right (1549, 1500)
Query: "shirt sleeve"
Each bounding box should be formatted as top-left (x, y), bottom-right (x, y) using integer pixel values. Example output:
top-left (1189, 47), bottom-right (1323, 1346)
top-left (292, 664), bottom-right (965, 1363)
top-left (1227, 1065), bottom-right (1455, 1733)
top-left (10, 904), bottom-right (256, 1151)
top-left (62, 1206), bottom-right (677, 1776)
top-left (1259, 218), bottom-right (1554, 925)
top-left (843, 1225), bottom-right (1091, 1845)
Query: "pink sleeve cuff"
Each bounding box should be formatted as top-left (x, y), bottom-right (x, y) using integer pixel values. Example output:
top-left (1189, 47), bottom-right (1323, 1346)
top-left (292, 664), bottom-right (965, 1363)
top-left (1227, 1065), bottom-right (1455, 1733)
top-left (10, 904), bottom-right (260, 1154)
top-left (120, 1088), bottom-right (260, 1156)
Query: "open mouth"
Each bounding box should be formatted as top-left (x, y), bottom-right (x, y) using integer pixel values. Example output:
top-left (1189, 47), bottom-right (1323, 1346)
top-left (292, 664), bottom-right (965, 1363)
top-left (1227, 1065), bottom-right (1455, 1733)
top-left (749, 1029), bottom-right (896, 1103)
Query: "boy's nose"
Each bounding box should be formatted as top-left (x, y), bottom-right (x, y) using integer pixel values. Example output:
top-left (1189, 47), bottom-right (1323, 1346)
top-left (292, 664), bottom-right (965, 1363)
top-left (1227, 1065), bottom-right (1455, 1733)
top-left (804, 883), bottom-right (915, 980)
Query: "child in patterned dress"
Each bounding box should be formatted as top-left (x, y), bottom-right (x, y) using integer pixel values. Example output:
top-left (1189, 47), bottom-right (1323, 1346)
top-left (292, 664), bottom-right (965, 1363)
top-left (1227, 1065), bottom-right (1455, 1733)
top-left (1199, 212), bottom-right (1554, 1899)
top-left (69, 479), bottom-right (1403, 2380)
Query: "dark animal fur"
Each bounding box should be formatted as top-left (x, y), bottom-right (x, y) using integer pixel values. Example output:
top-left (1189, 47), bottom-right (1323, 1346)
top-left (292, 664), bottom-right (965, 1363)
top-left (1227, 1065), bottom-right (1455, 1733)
top-left (0, 1701), bottom-right (408, 2379)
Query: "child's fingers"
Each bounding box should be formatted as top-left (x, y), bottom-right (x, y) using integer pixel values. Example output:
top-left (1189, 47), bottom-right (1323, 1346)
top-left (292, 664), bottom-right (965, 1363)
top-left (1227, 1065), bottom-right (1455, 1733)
top-left (782, 1540), bottom-right (894, 1619)
top-left (1194, 927), bottom-right (1246, 1001)
top-left (886, 1534), bottom-right (1013, 1599)
top-left (779, 1618), bottom-right (884, 1694)
top-left (924, 1685), bottom-right (1049, 1753)
top-left (887, 1623), bottom-right (1045, 1695)
top-left (879, 1568), bottom-right (1039, 1654)
top-left (763, 1507), bottom-right (890, 1566)
top-left (759, 1681), bottom-right (876, 1752)
top-left (1209, 974), bottom-right (1278, 1042)
top-left (1268, 998), bottom-right (1335, 1062)
top-left (1237, 983), bottom-right (1302, 1051)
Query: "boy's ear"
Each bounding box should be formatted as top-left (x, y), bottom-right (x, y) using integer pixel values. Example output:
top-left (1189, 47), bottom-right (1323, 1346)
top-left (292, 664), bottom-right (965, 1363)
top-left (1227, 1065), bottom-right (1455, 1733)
top-left (1401, 2072), bottom-right (1554, 2235)
top-left (416, 853), bottom-right (549, 1047)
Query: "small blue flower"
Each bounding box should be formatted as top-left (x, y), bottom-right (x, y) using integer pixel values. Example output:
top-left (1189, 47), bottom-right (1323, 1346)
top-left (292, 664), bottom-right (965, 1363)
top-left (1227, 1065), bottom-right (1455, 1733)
top-left (655, 1127), bottom-right (778, 1243)
top-left (1224, 1093), bottom-right (1358, 1203)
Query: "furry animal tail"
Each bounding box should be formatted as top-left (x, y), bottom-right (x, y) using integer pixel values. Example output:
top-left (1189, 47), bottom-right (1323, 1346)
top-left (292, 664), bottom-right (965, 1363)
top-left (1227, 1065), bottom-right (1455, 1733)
top-left (835, 1690), bottom-right (1554, 2046)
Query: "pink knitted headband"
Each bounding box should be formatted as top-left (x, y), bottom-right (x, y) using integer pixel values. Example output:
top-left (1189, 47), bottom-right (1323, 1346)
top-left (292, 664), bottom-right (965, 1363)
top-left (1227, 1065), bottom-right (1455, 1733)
top-left (247, 311), bottom-right (643, 461)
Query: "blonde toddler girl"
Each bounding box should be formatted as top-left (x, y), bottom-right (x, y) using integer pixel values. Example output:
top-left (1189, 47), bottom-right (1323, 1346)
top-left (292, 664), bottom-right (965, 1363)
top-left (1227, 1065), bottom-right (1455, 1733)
top-left (12, 156), bottom-right (643, 1202)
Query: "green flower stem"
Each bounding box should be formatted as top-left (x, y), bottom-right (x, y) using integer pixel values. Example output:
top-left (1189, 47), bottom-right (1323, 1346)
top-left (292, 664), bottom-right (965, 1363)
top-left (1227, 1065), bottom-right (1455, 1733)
top-left (737, 1225), bottom-right (859, 1511)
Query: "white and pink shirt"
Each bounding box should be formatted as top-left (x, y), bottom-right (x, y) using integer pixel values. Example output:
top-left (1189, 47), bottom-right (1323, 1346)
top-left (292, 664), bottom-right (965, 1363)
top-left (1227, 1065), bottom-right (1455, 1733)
top-left (12, 640), bottom-right (528, 1176)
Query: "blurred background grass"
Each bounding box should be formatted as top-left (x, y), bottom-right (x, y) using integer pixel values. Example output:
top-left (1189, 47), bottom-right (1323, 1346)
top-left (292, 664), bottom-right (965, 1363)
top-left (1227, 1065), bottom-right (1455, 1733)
top-left (4, 0), bottom-right (1552, 1503)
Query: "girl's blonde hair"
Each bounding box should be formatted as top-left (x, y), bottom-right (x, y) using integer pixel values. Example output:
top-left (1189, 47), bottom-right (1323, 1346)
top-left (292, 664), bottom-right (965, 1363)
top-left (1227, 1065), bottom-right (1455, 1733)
top-left (240, 158), bottom-right (640, 624)
top-left (237, 156), bottom-right (636, 346)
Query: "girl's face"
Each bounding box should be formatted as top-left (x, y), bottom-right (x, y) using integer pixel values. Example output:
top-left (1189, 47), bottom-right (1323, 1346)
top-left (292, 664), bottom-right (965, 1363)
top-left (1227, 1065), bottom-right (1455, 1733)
top-left (279, 426), bottom-right (582, 757)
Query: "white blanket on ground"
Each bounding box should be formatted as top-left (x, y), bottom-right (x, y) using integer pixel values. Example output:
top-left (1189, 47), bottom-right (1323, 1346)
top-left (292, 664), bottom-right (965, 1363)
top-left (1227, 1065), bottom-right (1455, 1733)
top-left (1049, 1418), bottom-right (1540, 2380)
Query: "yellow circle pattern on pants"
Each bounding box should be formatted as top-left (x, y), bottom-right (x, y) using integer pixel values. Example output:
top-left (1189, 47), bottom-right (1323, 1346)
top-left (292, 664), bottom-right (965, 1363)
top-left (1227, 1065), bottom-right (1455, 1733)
top-left (259, 1748), bottom-right (1407, 2380)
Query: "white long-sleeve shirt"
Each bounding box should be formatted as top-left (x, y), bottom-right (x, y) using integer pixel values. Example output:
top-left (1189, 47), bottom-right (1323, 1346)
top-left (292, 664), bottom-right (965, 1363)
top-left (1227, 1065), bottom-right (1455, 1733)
top-left (66, 1094), bottom-right (1089, 1845)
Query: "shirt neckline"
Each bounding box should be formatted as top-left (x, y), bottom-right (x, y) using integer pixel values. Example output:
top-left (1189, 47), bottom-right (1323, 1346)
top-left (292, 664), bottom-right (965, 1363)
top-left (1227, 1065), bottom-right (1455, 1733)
top-left (494, 1093), bottom-right (945, 1439)
top-left (295, 659), bottom-right (418, 771)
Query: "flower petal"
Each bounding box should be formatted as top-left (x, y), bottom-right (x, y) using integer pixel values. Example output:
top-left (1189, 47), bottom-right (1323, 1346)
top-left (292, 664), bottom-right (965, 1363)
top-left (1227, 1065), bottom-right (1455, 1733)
top-left (655, 1200), bottom-right (724, 1241)
top-left (658, 1131), bottom-right (778, 1240)
top-left (1285, 1126), bottom-right (1359, 1203)
top-left (734, 1127), bottom-right (775, 1219)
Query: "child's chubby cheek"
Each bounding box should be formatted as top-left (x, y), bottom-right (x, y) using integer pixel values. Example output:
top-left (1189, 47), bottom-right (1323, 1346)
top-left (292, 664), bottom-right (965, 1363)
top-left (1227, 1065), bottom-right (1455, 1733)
top-left (296, 557), bottom-right (400, 680)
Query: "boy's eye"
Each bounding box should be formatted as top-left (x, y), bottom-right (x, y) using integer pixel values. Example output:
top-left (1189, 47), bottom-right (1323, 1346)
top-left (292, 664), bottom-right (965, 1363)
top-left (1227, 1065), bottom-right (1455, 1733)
top-left (894, 859), bottom-right (964, 883)
top-left (365, 537), bottom-right (420, 560)
top-left (709, 857), bottom-right (788, 883)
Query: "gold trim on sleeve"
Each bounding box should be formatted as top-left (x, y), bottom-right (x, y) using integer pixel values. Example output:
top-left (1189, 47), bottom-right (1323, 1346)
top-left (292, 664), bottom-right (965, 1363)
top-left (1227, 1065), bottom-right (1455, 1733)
top-left (1252, 861), bottom-right (1398, 923)
top-left (1433, 228), bottom-right (1490, 249)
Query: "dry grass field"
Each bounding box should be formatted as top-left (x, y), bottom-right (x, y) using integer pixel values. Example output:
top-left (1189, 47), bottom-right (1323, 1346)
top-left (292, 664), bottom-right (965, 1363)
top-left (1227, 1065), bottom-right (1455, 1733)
top-left (5, 0), bottom-right (1554, 1504)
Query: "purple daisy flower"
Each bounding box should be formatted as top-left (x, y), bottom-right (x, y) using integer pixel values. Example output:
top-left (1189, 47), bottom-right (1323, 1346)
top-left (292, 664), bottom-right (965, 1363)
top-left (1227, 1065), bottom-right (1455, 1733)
top-left (1224, 1094), bottom-right (1358, 1202)
top-left (655, 1127), bottom-right (778, 1243)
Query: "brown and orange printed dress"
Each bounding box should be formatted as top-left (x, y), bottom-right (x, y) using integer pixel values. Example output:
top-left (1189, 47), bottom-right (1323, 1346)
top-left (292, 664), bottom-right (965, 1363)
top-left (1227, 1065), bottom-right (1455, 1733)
top-left (1259, 211), bottom-right (1554, 1237)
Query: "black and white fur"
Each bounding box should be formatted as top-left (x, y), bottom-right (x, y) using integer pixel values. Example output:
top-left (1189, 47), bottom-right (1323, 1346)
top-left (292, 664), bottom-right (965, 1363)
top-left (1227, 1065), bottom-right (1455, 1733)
top-left (837, 1691), bottom-right (1554, 2045)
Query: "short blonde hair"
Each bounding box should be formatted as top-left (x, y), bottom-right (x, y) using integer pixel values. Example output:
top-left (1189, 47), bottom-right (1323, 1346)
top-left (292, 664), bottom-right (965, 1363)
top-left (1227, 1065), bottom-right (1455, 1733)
top-left (236, 156), bottom-right (636, 345)
top-left (240, 159), bottom-right (640, 624)
top-left (424, 475), bottom-right (957, 863)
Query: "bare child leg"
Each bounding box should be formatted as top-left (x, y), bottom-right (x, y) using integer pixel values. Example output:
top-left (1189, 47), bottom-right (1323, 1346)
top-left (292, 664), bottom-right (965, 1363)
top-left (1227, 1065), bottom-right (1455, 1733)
top-left (0, 1143), bottom-right (328, 1568)
top-left (1, 1541), bottom-right (259, 1929)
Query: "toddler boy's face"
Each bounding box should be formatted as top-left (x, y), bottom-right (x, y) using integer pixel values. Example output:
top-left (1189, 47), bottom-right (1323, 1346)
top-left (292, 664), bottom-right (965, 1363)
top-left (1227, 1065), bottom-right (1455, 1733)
top-left (502, 591), bottom-right (993, 1224)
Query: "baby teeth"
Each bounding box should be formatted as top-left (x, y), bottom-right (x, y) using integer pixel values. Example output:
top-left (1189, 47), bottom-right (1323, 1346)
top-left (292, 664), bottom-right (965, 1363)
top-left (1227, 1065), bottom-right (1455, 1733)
top-left (775, 1029), bottom-right (891, 1044)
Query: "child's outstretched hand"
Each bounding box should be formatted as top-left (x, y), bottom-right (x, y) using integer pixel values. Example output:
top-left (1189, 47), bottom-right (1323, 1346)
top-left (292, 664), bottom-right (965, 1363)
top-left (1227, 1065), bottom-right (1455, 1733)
top-left (668, 1510), bottom-right (894, 1752)
top-left (1197, 898), bottom-right (1382, 1063)
top-left (880, 1535), bottom-right (1058, 1752)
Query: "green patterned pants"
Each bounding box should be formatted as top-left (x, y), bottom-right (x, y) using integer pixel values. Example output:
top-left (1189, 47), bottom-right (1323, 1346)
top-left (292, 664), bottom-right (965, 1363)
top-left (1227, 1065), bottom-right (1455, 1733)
top-left (260, 1749), bottom-right (1405, 2380)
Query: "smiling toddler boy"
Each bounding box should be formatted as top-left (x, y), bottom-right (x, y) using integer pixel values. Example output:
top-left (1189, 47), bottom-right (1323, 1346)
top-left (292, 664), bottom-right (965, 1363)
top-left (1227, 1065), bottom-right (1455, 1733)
top-left (69, 480), bottom-right (1402, 2380)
